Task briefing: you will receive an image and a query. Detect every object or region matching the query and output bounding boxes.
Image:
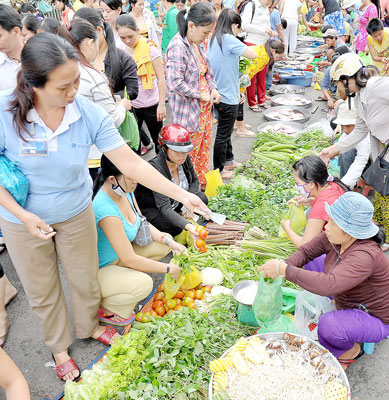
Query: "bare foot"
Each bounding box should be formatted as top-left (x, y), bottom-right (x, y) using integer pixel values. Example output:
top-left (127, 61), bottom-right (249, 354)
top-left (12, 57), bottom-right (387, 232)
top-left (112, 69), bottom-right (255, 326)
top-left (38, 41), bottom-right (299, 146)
top-left (0, 314), bottom-right (9, 343)
top-left (92, 325), bottom-right (121, 345)
top-left (53, 351), bottom-right (80, 381)
top-left (236, 128), bottom-right (256, 137)
top-left (4, 277), bottom-right (17, 306)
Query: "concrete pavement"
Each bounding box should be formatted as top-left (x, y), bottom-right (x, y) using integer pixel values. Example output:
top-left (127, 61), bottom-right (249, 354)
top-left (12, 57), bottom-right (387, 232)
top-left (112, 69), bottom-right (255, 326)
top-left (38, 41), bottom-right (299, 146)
top-left (1, 87), bottom-right (387, 400)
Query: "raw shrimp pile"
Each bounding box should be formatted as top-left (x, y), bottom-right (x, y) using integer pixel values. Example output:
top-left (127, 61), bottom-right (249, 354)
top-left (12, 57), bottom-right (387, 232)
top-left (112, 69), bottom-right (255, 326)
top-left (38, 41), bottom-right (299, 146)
top-left (210, 334), bottom-right (348, 400)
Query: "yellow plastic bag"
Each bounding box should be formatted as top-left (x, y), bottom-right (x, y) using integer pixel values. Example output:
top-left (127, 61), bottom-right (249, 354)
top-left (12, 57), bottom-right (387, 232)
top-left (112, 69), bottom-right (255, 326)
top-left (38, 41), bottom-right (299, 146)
top-left (205, 169), bottom-right (223, 198)
top-left (279, 203), bottom-right (307, 238)
top-left (174, 229), bottom-right (189, 245)
top-left (314, 82), bottom-right (321, 91)
top-left (164, 274), bottom-right (185, 300)
top-left (180, 265), bottom-right (202, 290)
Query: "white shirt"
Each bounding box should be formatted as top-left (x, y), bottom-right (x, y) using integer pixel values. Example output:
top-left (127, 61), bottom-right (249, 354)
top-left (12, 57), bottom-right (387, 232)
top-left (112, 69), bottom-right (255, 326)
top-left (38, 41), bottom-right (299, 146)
top-left (241, 0), bottom-right (270, 45)
top-left (0, 52), bottom-right (20, 92)
top-left (339, 132), bottom-right (370, 188)
top-left (282, 0), bottom-right (302, 20)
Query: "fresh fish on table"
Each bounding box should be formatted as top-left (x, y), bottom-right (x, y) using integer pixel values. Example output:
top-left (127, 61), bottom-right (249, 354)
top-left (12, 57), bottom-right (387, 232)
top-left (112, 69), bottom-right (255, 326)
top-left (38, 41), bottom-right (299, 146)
top-left (262, 123), bottom-right (298, 135)
top-left (266, 109), bottom-right (305, 121)
top-left (275, 96), bottom-right (311, 106)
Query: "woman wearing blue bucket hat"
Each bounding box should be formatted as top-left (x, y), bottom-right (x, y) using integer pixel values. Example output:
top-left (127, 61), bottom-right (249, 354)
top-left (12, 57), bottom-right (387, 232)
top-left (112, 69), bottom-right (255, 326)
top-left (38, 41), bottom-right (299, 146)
top-left (258, 191), bottom-right (389, 369)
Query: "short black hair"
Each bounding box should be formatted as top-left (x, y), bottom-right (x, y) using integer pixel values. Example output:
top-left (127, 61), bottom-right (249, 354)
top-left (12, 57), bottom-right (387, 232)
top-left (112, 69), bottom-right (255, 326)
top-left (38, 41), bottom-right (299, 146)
top-left (0, 4), bottom-right (22, 32)
top-left (281, 18), bottom-right (287, 29)
top-left (322, 24), bottom-right (333, 34)
top-left (18, 3), bottom-right (36, 14)
top-left (367, 18), bottom-right (384, 35)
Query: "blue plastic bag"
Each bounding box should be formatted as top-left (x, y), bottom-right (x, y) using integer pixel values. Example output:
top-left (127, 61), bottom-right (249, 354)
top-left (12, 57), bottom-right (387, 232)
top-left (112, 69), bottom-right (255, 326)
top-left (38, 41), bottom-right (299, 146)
top-left (0, 155), bottom-right (29, 207)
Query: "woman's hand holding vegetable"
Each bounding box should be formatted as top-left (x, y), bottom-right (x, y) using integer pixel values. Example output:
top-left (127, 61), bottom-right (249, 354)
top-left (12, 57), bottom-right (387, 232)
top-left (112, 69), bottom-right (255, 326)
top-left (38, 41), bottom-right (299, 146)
top-left (257, 259), bottom-right (287, 279)
top-left (185, 223), bottom-right (199, 237)
top-left (281, 219), bottom-right (292, 232)
top-left (21, 211), bottom-right (56, 241)
top-left (156, 103), bottom-right (167, 121)
top-left (168, 263), bottom-right (182, 281)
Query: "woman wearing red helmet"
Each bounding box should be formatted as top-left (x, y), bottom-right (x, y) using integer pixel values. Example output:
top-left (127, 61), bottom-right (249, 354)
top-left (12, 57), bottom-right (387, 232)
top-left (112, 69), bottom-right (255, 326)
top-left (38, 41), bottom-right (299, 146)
top-left (135, 124), bottom-right (208, 238)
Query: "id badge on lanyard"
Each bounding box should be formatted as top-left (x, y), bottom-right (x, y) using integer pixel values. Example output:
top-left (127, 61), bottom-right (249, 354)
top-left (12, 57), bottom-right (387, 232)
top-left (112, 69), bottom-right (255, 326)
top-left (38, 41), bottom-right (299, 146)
top-left (20, 124), bottom-right (49, 156)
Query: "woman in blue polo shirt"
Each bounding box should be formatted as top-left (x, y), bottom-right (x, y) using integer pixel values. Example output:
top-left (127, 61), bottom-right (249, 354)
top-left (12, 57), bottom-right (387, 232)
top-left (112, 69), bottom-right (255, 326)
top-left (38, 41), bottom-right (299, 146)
top-left (208, 9), bottom-right (257, 179)
top-left (0, 33), bottom-right (207, 382)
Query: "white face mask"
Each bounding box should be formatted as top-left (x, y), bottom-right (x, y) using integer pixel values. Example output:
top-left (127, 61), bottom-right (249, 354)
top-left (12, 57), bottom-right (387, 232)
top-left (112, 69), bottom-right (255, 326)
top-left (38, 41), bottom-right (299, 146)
top-left (112, 178), bottom-right (127, 196)
top-left (295, 183), bottom-right (311, 198)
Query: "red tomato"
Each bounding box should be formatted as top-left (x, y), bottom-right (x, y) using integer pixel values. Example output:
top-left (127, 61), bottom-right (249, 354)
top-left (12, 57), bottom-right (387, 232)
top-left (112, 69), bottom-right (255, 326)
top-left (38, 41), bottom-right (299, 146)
top-left (152, 300), bottom-right (163, 310)
top-left (194, 289), bottom-right (204, 300)
top-left (156, 306), bottom-right (166, 316)
top-left (136, 312), bottom-right (143, 322)
top-left (167, 299), bottom-right (177, 309)
top-left (199, 229), bottom-right (208, 240)
top-left (185, 290), bottom-right (195, 299)
top-left (174, 290), bottom-right (185, 299)
top-left (195, 225), bottom-right (204, 233)
top-left (183, 297), bottom-right (194, 307)
top-left (195, 239), bottom-right (206, 248)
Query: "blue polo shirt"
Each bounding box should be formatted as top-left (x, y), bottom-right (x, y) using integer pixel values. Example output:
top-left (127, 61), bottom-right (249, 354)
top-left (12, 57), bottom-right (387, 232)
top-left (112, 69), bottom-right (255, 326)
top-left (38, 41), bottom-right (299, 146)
top-left (208, 34), bottom-right (247, 105)
top-left (0, 92), bottom-right (125, 224)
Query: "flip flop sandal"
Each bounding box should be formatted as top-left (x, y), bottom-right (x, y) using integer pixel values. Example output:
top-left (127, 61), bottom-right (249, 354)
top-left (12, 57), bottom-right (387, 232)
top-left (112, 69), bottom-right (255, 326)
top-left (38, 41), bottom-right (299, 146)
top-left (258, 103), bottom-right (271, 109)
top-left (53, 356), bottom-right (80, 381)
top-left (96, 325), bottom-right (120, 346)
top-left (338, 349), bottom-right (365, 369)
top-left (236, 130), bottom-right (256, 137)
top-left (316, 96), bottom-right (327, 101)
top-left (98, 309), bottom-right (136, 327)
top-left (249, 105), bottom-right (262, 113)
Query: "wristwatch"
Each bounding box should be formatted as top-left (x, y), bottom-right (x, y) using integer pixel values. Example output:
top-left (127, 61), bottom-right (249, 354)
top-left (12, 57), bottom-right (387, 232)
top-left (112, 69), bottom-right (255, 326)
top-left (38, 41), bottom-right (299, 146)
top-left (166, 264), bottom-right (170, 274)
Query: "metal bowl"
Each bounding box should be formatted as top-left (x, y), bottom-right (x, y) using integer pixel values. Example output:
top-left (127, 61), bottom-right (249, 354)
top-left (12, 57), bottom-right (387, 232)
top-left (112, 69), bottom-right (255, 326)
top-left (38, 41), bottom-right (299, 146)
top-left (257, 121), bottom-right (306, 137)
top-left (263, 105), bottom-right (311, 123)
top-left (270, 84), bottom-right (306, 96)
top-left (208, 332), bottom-right (351, 400)
top-left (232, 280), bottom-right (258, 306)
top-left (294, 46), bottom-right (323, 55)
top-left (271, 93), bottom-right (312, 108)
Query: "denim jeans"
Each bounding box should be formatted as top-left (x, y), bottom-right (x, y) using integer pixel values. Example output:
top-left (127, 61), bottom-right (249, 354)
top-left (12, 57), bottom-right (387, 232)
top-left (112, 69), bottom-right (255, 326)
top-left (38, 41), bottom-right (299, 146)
top-left (213, 102), bottom-right (239, 172)
top-left (266, 67), bottom-right (273, 91)
top-left (338, 148), bottom-right (357, 179)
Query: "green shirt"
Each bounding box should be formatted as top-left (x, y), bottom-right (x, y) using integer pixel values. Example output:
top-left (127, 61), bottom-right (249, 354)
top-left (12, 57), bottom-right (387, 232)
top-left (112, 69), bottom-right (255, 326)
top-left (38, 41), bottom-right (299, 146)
top-left (162, 5), bottom-right (179, 53)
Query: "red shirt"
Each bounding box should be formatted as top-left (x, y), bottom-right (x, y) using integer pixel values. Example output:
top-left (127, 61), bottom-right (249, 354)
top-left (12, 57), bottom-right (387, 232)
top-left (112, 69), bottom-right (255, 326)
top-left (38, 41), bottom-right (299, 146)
top-left (309, 182), bottom-right (345, 222)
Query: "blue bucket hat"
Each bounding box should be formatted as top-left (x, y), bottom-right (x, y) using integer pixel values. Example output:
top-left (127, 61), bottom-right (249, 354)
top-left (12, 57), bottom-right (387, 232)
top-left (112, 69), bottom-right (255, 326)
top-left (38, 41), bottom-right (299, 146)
top-left (325, 192), bottom-right (379, 239)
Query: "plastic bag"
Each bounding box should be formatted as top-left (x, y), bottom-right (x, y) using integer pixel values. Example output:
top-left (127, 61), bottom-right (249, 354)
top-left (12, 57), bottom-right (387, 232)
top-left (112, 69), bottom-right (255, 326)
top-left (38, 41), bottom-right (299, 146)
top-left (279, 202), bottom-right (307, 238)
top-left (239, 73), bottom-right (251, 88)
top-left (164, 274), bottom-right (185, 300)
top-left (180, 265), bottom-right (202, 290)
top-left (37, 0), bottom-right (52, 13)
top-left (294, 290), bottom-right (336, 340)
top-left (0, 155), bottom-right (29, 207)
top-left (118, 111), bottom-right (140, 150)
top-left (205, 169), bottom-right (223, 198)
top-left (252, 274), bottom-right (283, 327)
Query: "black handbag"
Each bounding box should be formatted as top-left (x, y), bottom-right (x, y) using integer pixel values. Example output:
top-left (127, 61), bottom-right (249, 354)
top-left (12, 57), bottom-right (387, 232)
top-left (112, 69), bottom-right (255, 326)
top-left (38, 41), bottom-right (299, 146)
top-left (362, 143), bottom-right (389, 196)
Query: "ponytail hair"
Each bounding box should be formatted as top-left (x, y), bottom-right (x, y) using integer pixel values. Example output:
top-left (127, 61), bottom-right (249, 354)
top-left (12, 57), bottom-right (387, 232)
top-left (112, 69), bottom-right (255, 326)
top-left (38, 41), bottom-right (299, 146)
top-left (264, 38), bottom-right (284, 71)
top-left (354, 65), bottom-right (379, 89)
top-left (177, 2), bottom-right (216, 38)
top-left (74, 7), bottom-right (121, 88)
top-left (292, 155), bottom-right (350, 193)
top-left (8, 33), bottom-right (79, 140)
top-left (58, 19), bottom-right (98, 69)
top-left (92, 155), bottom-right (122, 199)
top-left (210, 8), bottom-right (241, 52)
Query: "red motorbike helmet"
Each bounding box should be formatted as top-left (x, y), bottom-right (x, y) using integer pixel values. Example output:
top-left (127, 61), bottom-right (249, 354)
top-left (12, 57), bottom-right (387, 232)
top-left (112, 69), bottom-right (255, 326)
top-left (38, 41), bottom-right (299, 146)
top-left (158, 124), bottom-right (193, 153)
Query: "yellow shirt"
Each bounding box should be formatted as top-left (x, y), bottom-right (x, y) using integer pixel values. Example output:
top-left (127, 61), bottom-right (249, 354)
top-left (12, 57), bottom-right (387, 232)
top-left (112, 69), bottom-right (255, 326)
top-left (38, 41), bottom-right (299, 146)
top-left (72, 0), bottom-right (84, 11)
top-left (247, 45), bottom-right (270, 79)
top-left (368, 27), bottom-right (389, 73)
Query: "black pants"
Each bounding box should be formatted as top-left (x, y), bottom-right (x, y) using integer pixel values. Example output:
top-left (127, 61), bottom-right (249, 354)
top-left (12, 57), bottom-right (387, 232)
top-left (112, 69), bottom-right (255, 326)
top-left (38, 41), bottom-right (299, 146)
top-left (144, 191), bottom-right (208, 237)
top-left (338, 148), bottom-right (357, 179)
top-left (213, 102), bottom-right (239, 172)
top-left (133, 104), bottom-right (162, 153)
top-left (0, 263), bottom-right (3, 279)
top-left (237, 102), bottom-right (244, 122)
